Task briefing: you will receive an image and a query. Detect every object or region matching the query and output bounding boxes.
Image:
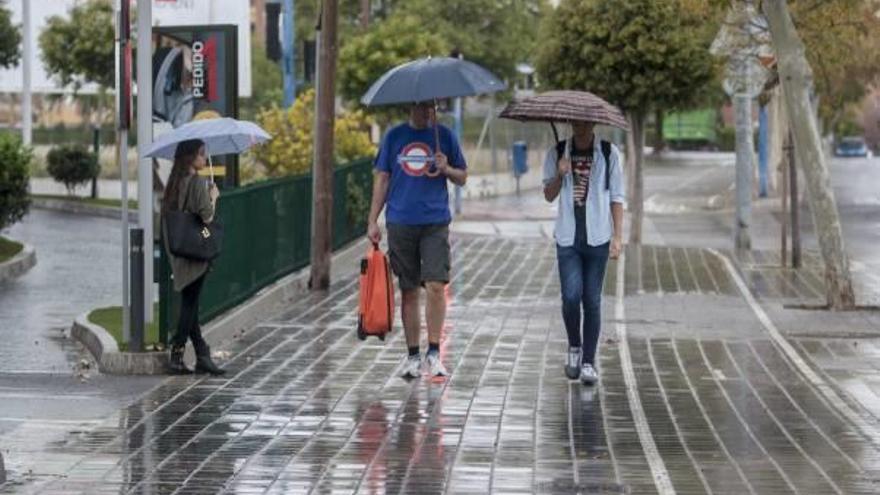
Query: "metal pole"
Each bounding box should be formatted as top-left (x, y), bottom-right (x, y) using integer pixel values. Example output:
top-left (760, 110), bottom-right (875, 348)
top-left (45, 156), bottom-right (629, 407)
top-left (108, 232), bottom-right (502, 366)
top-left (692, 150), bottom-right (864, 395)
top-left (117, 0), bottom-right (131, 343)
top-left (758, 104), bottom-right (769, 197)
top-left (490, 94), bottom-right (497, 175)
top-left (788, 130), bottom-right (801, 268)
top-left (130, 228), bottom-right (145, 352)
top-left (136, 0), bottom-right (153, 323)
top-left (21, 0), bottom-right (32, 146)
top-left (282, 0), bottom-right (296, 107)
top-left (92, 127), bottom-right (100, 199)
top-left (734, 92), bottom-right (753, 251)
top-left (781, 136), bottom-right (789, 267)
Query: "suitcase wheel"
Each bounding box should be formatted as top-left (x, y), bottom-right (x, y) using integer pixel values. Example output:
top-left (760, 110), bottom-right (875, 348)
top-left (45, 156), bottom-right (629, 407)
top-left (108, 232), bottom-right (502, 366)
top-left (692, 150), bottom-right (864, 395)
top-left (378, 333), bottom-right (385, 341)
top-left (357, 317), bottom-right (367, 341)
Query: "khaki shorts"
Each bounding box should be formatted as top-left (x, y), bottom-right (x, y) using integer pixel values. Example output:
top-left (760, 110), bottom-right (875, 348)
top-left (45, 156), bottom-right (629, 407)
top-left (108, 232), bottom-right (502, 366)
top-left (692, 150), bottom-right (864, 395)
top-left (387, 223), bottom-right (450, 291)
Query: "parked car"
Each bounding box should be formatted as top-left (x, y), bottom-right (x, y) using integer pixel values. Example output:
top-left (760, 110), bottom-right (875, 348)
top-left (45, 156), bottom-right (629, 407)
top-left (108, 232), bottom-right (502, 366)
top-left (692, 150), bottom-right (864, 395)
top-left (835, 136), bottom-right (870, 158)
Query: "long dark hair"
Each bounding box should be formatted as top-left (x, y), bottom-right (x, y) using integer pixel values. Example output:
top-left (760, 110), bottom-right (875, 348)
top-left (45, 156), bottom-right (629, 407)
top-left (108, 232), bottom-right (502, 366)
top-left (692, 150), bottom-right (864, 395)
top-left (162, 139), bottom-right (205, 214)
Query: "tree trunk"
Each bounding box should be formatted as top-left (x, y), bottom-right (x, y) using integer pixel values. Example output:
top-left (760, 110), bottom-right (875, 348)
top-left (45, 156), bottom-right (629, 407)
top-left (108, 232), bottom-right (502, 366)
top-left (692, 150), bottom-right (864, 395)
top-left (625, 117), bottom-right (636, 205)
top-left (763, 0), bottom-right (855, 309)
top-left (652, 109), bottom-right (665, 154)
top-left (628, 112), bottom-right (646, 245)
top-left (310, 0), bottom-right (338, 291)
top-left (360, 0), bottom-right (370, 28)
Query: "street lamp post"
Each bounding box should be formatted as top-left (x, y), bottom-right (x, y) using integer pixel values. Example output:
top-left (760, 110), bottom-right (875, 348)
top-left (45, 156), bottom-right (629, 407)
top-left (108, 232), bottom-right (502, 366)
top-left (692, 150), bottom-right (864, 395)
top-left (282, 0), bottom-right (296, 107)
top-left (21, 0), bottom-right (32, 146)
top-left (711, 3), bottom-right (772, 252)
top-left (136, 0), bottom-right (154, 324)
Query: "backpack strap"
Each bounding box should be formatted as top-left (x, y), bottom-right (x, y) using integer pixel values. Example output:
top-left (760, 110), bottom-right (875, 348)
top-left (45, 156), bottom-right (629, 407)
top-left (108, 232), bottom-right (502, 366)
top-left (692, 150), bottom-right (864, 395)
top-left (601, 140), bottom-right (612, 191)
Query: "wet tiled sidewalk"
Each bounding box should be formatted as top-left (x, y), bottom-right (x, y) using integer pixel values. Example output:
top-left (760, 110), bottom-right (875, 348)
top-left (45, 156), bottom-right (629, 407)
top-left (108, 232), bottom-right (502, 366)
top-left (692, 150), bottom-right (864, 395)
top-left (4, 240), bottom-right (880, 494)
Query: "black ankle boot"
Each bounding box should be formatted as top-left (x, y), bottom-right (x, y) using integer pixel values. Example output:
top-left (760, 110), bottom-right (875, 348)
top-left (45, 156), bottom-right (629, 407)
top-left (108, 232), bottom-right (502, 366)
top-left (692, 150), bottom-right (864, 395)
top-left (194, 345), bottom-right (226, 376)
top-left (168, 345), bottom-right (193, 375)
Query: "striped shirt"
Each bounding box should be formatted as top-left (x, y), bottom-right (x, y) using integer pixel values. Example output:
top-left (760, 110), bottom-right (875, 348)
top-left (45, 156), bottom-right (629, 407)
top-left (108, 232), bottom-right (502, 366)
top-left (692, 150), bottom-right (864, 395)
top-left (571, 145), bottom-right (593, 206)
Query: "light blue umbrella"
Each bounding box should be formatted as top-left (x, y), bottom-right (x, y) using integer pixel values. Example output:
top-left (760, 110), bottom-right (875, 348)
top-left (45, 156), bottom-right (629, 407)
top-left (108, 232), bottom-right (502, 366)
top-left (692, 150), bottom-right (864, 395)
top-left (142, 117), bottom-right (271, 160)
top-left (361, 56), bottom-right (506, 106)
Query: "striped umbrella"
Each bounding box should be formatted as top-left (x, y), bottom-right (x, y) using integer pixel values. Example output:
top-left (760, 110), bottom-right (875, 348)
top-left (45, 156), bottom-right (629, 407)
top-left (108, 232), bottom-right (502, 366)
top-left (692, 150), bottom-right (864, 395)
top-left (500, 90), bottom-right (629, 141)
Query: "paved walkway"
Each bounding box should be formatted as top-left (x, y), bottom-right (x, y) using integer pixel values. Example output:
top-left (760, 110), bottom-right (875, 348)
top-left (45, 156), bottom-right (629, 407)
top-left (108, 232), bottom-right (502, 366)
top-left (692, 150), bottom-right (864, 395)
top-left (5, 237), bottom-right (880, 494)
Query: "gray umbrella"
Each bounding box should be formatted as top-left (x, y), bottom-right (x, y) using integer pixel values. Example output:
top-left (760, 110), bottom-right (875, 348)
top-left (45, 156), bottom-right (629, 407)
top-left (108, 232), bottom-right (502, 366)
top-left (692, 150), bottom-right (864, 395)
top-left (361, 56), bottom-right (506, 106)
top-left (362, 57), bottom-right (505, 174)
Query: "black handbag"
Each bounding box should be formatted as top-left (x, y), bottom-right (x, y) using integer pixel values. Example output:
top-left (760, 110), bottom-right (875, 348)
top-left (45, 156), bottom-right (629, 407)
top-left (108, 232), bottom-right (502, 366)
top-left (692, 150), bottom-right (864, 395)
top-left (164, 178), bottom-right (224, 261)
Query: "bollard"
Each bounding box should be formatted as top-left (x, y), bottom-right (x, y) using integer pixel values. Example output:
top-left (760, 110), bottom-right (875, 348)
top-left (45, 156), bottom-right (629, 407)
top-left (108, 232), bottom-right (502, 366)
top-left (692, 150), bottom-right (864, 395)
top-left (91, 127), bottom-right (100, 199)
top-left (512, 141), bottom-right (528, 196)
top-left (130, 228), bottom-right (145, 352)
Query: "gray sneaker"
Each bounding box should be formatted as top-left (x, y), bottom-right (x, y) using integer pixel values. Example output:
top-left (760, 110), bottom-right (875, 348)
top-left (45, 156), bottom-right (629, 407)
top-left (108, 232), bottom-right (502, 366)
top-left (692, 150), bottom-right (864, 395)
top-left (565, 347), bottom-right (582, 380)
top-left (580, 363), bottom-right (599, 385)
top-left (401, 355), bottom-right (422, 379)
top-left (426, 352), bottom-right (448, 377)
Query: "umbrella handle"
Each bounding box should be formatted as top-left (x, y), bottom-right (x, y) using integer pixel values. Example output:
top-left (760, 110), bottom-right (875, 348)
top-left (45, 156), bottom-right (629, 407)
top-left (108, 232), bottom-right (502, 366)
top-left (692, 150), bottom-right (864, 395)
top-left (206, 144), bottom-right (215, 183)
top-left (426, 99), bottom-right (442, 178)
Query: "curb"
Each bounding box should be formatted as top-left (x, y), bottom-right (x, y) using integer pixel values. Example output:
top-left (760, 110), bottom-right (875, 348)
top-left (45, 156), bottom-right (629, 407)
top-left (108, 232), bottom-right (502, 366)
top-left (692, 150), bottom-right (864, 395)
top-left (31, 197), bottom-right (138, 222)
top-left (0, 243), bottom-right (36, 284)
top-left (71, 313), bottom-right (168, 375)
top-left (71, 237), bottom-right (368, 374)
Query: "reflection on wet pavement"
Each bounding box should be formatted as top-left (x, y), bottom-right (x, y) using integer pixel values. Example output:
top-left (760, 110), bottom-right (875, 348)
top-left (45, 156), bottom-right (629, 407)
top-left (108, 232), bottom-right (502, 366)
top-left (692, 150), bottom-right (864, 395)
top-left (5, 240), bottom-right (880, 494)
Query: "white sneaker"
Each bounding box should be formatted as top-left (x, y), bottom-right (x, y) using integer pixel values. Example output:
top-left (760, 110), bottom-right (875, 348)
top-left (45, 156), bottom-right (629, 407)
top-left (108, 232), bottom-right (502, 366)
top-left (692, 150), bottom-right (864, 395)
top-left (565, 346), bottom-right (582, 380)
top-left (426, 352), bottom-right (448, 377)
top-left (401, 355), bottom-right (422, 379)
top-left (580, 363), bottom-right (599, 385)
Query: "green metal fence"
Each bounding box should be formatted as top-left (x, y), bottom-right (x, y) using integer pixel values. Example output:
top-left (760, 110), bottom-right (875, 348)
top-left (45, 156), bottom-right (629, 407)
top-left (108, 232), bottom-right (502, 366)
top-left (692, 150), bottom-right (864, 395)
top-left (158, 158), bottom-right (373, 342)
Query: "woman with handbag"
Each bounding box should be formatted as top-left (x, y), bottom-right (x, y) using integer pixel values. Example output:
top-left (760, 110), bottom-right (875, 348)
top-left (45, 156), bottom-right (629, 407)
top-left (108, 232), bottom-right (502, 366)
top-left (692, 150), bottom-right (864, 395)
top-left (162, 139), bottom-right (226, 376)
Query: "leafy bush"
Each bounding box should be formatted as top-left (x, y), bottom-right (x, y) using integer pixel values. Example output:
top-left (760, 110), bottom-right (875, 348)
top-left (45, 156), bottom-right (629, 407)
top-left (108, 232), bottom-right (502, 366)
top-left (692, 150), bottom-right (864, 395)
top-left (46, 145), bottom-right (99, 194)
top-left (0, 134), bottom-right (31, 231)
top-left (253, 89), bottom-right (376, 177)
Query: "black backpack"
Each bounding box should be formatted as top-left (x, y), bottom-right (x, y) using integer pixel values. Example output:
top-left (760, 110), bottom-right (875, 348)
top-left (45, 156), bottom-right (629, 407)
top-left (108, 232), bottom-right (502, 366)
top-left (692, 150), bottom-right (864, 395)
top-left (555, 139), bottom-right (613, 190)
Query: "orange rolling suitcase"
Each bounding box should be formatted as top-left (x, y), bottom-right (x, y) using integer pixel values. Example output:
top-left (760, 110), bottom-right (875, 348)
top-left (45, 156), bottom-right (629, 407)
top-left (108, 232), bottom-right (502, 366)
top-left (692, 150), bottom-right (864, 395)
top-left (357, 243), bottom-right (395, 341)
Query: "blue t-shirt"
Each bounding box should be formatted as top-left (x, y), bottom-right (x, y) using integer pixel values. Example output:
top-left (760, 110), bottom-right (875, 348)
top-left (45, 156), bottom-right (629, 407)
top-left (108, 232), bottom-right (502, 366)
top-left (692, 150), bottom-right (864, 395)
top-left (374, 123), bottom-right (467, 225)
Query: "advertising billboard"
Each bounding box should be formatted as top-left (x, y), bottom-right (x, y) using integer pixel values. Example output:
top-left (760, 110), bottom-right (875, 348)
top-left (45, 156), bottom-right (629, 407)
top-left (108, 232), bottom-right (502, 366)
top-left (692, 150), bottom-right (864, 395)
top-left (0, 0), bottom-right (251, 97)
top-left (153, 25), bottom-right (239, 187)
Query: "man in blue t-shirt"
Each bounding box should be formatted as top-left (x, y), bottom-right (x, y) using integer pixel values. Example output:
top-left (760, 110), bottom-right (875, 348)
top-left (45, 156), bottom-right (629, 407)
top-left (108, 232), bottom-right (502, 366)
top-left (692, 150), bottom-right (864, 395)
top-left (367, 101), bottom-right (467, 380)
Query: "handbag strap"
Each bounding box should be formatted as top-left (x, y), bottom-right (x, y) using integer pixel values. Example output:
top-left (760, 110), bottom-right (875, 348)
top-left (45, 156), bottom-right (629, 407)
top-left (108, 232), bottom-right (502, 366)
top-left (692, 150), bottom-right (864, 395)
top-left (178, 175), bottom-right (199, 213)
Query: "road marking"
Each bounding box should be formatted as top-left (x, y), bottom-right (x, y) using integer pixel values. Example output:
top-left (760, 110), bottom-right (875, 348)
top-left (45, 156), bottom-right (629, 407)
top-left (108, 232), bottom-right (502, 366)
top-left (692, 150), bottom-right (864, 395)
top-left (708, 248), bottom-right (880, 445)
top-left (615, 252), bottom-right (676, 495)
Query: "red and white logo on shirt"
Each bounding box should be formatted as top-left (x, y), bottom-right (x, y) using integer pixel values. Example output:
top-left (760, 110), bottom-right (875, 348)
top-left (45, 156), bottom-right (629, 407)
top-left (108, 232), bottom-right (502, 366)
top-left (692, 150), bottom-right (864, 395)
top-left (397, 142), bottom-right (435, 177)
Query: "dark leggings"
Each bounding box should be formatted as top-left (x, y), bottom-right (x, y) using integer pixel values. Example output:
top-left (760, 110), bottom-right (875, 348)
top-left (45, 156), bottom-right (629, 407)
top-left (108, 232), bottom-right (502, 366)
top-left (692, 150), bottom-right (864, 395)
top-left (172, 274), bottom-right (208, 354)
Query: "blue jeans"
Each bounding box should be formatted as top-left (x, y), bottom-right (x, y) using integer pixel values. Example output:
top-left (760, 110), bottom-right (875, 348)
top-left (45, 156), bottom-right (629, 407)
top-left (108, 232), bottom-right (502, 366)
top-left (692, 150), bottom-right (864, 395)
top-left (556, 240), bottom-right (610, 365)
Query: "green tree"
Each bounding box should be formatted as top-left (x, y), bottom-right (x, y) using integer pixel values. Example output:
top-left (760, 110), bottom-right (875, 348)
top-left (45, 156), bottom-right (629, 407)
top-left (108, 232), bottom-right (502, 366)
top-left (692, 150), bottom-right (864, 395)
top-left (240, 37), bottom-right (284, 121)
top-left (39, 0), bottom-right (114, 133)
top-left (39, 0), bottom-right (114, 91)
top-left (0, 1), bottom-right (21, 69)
top-left (537, 0), bottom-right (716, 244)
top-left (402, 0), bottom-right (550, 81)
top-left (338, 14), bottom-right (449, 119)
top-left (0, 134), bottom-right (31, 231)
top-left (786, 0), bottom-right (880, 134)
